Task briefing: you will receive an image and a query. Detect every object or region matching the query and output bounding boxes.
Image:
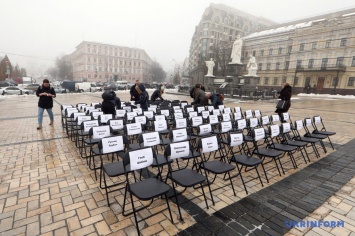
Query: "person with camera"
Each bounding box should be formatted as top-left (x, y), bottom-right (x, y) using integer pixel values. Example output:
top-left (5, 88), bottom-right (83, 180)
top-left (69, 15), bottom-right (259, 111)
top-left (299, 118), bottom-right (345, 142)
top-left (36, 79), bottom-right (56, 130)
top-left (102, 90), bottom-right (121, 116)
top-left (275, 82), bottom-right (292, 118)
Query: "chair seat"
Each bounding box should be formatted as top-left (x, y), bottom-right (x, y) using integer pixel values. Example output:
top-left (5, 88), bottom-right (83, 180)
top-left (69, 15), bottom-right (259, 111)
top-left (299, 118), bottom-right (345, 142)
top-left (103, 161), bottom-right (129, 177)
top-left (130, 178), bottom-right (170, 200)
top-left (313, 130), bottom-right (336, 136)
top-left (231, 154), bottom-right (262, 167)
top-left (285, 140), bottom-right (308, 147)
top-left (84, 138), bottom-right (101, 145)
top-left (273, 143), bottom-right (297, 152)
top-left (128, 143), bottom-right (141, 150)
top-left (202, 160), bottom-right (235, 174)
top-left (255, 148), bottom-right (283, 158)
top-left (171, 169), bottom-right (206, 187)
top-left (298, 137), bottom-right (319, 143)
top-left (304, 133), bottom-right (327, 139)
top-left (92, 148), bottom-right (125, 158)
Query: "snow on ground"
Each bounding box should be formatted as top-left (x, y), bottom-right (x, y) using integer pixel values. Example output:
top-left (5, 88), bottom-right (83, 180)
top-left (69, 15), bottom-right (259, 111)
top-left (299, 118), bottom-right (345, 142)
top-left (298, 93), bottom-right (355, 99)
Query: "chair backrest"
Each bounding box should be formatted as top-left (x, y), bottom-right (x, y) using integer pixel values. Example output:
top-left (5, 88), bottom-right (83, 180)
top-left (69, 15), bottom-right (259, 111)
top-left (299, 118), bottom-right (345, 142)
top-left (115, 109), bottom-right (127, 118)
top-left (212, 109), bottom-right (221, 116)
top-left (91, 111), bottom-right (104, 120)
top-left (233, 111), bottom-right (243, 121)
top-left (227, 132), bottom-right (244, 147)
top-left (208, 114), bottom-right (219, 125)
top-left (185, 107), bottom-right (194, 113)
top-left (76, 103), bottom-right (86, 111)
top-left (197, 124), bottom-right (212, 136)
top-left (260, 115), bottom-right (270, 126)
top-left (82, 120), bottom-right (99, 132)
top-left (252, 127), bottom-right (266, 141)
top-left (218, 105), bottom-right (225, 111)
top-left (198, 135), bottom-right (219, 153)
top-left (76, 115), bottom-right (92, 125)
top-left (174, 112), bottom-right (184, 119)
top-left (234, 107), bottom-right (242, 113)
top-left (154, 114), bottom-right (166, 121)
top-left (139, 132), bottom-right (161, 147)
top-left (235, 119), bottom-right (247, 131)
top-left (294, 120), bottom-right (303, 131)
top-left (133, 115), bottom-right (147, 125)
top-left (268, 124), bottom-right (280, 138)
top-left (270, 114), bottom-right (280, 124)
top-left (248, 117), bottom-right (259, 129)
top-left (174, 118), bottom-right (187, 129)
top-left (165, 141), bottom-right (191, 159)
top-left (207, 105), bottom-right (214, 112)
top-left (122, 105), bottom-right (132, 112)
top-left (170, 128), bottom-right (188, 142)
top-left (125, 111), bottom-right (138, 122)
top-left (304, 118), bottom-right (312, 128)
top-left (99, 114), bottom-right (113, 124)
top-left (91, 125), bottom-right (112, 139)
top-left (73, 112), bottom-right (86, 120)
top-left (201, 110), bottom-right (210, 119)
top-left (180, 102), bottom-right (188, 109)
top-left (223, 107), bottom-right (232, 114)
top-left (254, 110), bottom-right (262, 118)
top-left (125, 123), bottom-right (143, 135)
top-left (191, 116), bottom-right (203, 127)
top-left (123, 147), bottom-right (156, 171)
top-left (188, 111), bottom-right (198, 119)
top-left (66, 107), bottom-right (79, 118)
top-left (196, 106), bottom-right (205, 114)
top-left (144, 111), bottom-right (154, 120)
top-left (220, 121), bottom-right (233, 133)
top-left (244, 110), bottom-right (253, 119)
top-left (282, 112), bottom-right (290, 123)
top-left (160, 109), bottom-right (170, 117)
top-left (100, 136), bottom-right (126, 154)
top-left (280, 122), bottom-right (291, 134)
top-left (62, 105), bottom-right (73, 114)
top-left (154, 119), bottom-right (168, 132)
top-left (222, 113), bottom-right (231, 122)
top-left (107, 119), bottom-right (124, 130)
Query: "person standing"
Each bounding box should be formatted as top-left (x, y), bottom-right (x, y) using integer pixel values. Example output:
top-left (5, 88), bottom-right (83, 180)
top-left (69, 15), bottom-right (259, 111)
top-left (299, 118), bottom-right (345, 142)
top-left (193, 83), bottom-right (208, 107)
top-left (151, 85), bottom-right (165, 102)
top-left (275, 82), bottom-right (292, 118)
top-left (101, 90), bottom-right (121, 116)
top-left (130, 79), bottom-right (140, 101)
top-left (36, 79), bottom-right (56, 130)
top-left (135, 83), bottom-right (149, 111)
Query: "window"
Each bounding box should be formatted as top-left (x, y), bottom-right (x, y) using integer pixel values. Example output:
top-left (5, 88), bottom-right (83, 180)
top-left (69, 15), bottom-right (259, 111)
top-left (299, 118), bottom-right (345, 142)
top-left (348, 77), bottom-right (355, 86)
top-left (258, 63), bottom-right (262, 70)
top-left (352, 57), bottom-right (355, 67)
top-left (285, 61), bottom-right (290, 70)
top-left (312, 42), bottom-right (317, 50)
top-left (267, 63), bottom-right (271, 70)
top-left (296, 60), bottom-right (302, 69)
top-left (256, 78), bottom-right (260, 84)
top-left (282, 76), bottom-right (287, 83)
top-left (88, 65), bottom-right (91, 71)
top-left (336, 57), bottom-right (344, 67)
top-left (269, 48), bottom-right (273, 55)
top-left (299, 43), bottom-right (305, 51)
top-left (87, 48), bottom-right (91, 53)
top-left (305, 77), bottom-right (311, 87)
top-left (264, 77), bottom-right (269, 85)
top-left (288, 46), bottom-right (292, 53)
top-left (276, 62), bottom-right (280, 70)
top-left (273, 77), bottom-right (278, 85)
top-left (278, 47), bottom-right (282, 54)
top-left (321, 58), bottom-right (328, 68)
top-left (260, 49), bottom-right (264, 56)
top-left (325, 40), bottom-right (331, 48)
top-left (88, 74), bottom-right (91, 78)
top-left (332, 77), bottom-right (339, 86)
top-left (294, 77), bottom-right (299, 85)
top-left (308, 59), bottom-right (314, 68)
top-left (340, 38), bottom-right (347, 46)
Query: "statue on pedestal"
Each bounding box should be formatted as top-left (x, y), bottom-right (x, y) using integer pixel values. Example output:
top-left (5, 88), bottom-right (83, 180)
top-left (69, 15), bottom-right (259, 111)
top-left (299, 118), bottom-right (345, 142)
top-left (230, 34), bottom-right (243, 64)
top-left (205, 58), bottom-right (215, 76)
top-left (246, 55), bottom-right (258, 76)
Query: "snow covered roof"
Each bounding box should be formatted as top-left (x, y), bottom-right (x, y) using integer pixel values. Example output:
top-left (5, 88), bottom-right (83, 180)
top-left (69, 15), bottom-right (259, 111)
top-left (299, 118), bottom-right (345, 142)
top-left (244, 21), bottom-right (313, 39)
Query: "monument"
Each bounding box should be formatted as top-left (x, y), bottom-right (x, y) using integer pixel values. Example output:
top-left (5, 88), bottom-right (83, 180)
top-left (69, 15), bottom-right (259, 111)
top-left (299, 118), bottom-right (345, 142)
top-left (246, 55), bottom-right (258, 76)
top-left (230, 34), bottom-right (243, 64)
top-left (204, 58), bottom-right (215, 89)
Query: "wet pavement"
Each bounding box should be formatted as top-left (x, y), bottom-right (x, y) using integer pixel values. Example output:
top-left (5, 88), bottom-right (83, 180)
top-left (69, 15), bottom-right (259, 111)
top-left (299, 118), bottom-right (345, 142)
top-left (0, 89), bottom-right (354, 235)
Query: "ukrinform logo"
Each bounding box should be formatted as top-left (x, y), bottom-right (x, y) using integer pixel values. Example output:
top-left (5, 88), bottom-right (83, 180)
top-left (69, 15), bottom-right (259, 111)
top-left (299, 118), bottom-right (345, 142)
top-left (285, 220), bottom-right (345, 228)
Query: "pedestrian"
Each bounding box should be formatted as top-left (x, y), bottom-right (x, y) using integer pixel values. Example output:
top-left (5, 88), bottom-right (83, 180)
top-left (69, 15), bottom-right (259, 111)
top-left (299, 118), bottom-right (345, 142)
top-left (151, 85), bottom-right (165, 102)
top-left (313, 84), bottom-right (317, 94)
top-left (135, 83), bottom-right (149, 111)
top-left (193, 83), bottom-right (208, 108)
top-left (101, 90), bottom-right (121, 116)
top-left (36, 79), bottom-right (56, 130)
top-left (207, 92), bottom-right (223, 109)
top-left (275, 82), bottom-right (292, 118)
top-left (130, 79), bottom-right (140, 102)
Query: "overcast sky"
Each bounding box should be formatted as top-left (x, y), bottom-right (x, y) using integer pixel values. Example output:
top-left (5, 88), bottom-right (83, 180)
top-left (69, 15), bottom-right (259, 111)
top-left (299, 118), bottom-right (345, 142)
top-left (1, 0), bottom-right (354, 76)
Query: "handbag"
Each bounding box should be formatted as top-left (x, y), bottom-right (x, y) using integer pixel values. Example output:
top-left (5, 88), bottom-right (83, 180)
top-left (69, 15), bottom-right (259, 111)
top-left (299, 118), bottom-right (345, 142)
top-left (276, 100), bottom-right (286, 109)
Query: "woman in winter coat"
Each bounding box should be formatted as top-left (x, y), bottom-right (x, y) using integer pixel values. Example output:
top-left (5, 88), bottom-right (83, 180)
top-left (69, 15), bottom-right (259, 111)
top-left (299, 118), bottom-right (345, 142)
top-left (135, 84), bottom-right (149, 111)
top-left (275, 82), bottom-right (292, 117)
top-left (193, 84), bottom-right (208, 107)
top-left (151, 85), bottom-right (165, 102)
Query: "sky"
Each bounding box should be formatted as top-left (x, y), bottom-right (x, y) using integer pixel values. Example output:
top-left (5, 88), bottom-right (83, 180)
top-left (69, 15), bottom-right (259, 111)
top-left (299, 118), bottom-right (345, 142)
top-left (1, 0), bottom-right (355, 77)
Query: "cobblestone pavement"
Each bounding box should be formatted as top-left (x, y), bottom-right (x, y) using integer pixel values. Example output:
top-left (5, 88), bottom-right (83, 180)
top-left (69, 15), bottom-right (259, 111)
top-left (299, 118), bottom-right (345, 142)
top-left (0, 89), bottom-right (354, 235)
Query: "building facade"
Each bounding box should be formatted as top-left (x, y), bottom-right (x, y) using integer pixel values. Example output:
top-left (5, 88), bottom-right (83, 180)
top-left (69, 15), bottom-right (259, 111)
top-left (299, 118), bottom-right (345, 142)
top-left (68, 41), bottom-right (153, 84)
top-left (242, 8), bottom-right (355, 95)
top-left (188, 3), bottom-right (275, 85)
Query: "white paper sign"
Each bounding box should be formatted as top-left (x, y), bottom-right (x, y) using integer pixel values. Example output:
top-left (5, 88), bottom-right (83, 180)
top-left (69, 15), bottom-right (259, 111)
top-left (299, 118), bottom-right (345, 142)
top-left (144, 111), bottom-right (154, 119)
top-left (62, 105), bottom-right (73, 115)
top-left (73, 112), bottom-right (86, 120)
top-left (222, 113), bottom-right (231, 122)
top-left (175, 118), bottom-right (187, 128)
top-left (155, 115), bottom-right (166, 121)
top-left (154, 120), bottom-right (167, 131)
top-left (188, 111), bottom-right (197, 119)
top-left (173, 106), bottom-right (180, 111)
top-left (174, 109), bottom-right (182, 113)
top-left (133, 108), bottom-right (143, 115)
top-left (305, 118), bottom-right (312, 127)
top-left (126, 111), bottom-right (137, 121)
top-left (148, 107), bottom-right (157, 113)
top-left (270, 124), bottom-right (280, 137)
top-left (212, 109), bottom-right (221, 116)
top-left (295, 120), bottom-right (303, 130)
top-left (170, 141), bottom-right (190, 159)
top-left (234, 112), bottom-right (242, 120)
top-left (207, 106), bottom-right (214, 112)
top-left (223, 107), bottom-right (231, 114)
top-left (91, 102), bottom-right (100, 107)
top-left (172, 128), bottom-right (188, 142)
top-left (102, 136), bottom-right (124, 154)
top-left (254, 110), bottom-right (261, 117)
top-left (186, 107), bottom-right (194, 113)
top-left (230, 133), bottom-right (243, 147)
top-left (234, 107), bottom-right (241, 112)
top-left (201, 111), bottom-right (210, 119)
top-left (109, 119), bottom-right (124, 130)
top-left (160, 109), bottom-right (170, 117)
top-left (85, 106), bottom-right (95, 112)
top-left (283, 113), bottom-right (290, 121)
top-left (254, 128), bottom-right (265, 141)
top-left (314, 116), bottom-right (321, 124)
top-left (77, 116), bottom-right (91, 125)
top-left (143, 132), bottom-right (161, 147)
top-left (282, 123), bottom-right (291, 133)
top-left (191, 116), bottom-right (203, 126)
top-left (150, 105), bottom-right (157, 109)
top-left (92, 111), bottom-right (104, 120)
top-left (77, 103), bottom-right (86, 110)
top-left (249, 118), bottom-right (258, 128)
top-left (129, 148), bottom-right (154, 171)
top-left (197, 106), bottom-right (205, 113)
top-left (245, 110), bottom-right (253, 119)
top-left (99, 114), bottom-right (113, 123)
top-left (262, 116), bottom-right (270, 125)
top-left (92, 125), bottom-right (111, 139)
top-left (180, 102), bottom-right (187, 108)
top-left (122, 106), bottom-right (132, 112)
top-left (134, 116), bottom-right (147, 125)
top-left (126, 123), bottom-right (142, 135)
top-left (218, 105), bottom-right (225, 111)
top-left (66, 108), bottom-right (79, 117)
top-left (201, 136), bottom-right (218, 153)
top-left (199, 124), bottom-right (212, 135)
top-left (221, 121), bottom-right (232, 133)
top-left (116, 109), bottom-right (126, 118)
top-left (237, 119), bottom-right (247, 130)
top-left (272, 115), bottom-right (280, 123)
top-left (83, 120), bottom-right (99, 132)
top-left (174, 113), bottom-right (184, 119)
top-left (209, 115), bottom-right (219, 124)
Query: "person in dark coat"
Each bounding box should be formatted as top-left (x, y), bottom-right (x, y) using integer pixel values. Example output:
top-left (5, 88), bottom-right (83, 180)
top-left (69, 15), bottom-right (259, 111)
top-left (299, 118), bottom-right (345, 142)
top-left (193, 84), bottom-right (208, 107)
top-left (101, 91), bottom-right (121, 116)
top-left (135, 83), bottom-right (149, 111)
top-left (275, 82), bottom-right (292, 117)
top-left (151, 85), bottom-right (165, 102)
top-left (130, 80), bottom-right (140, 101)
top-left (207, 92), bottom-right (223, 109)
top-left (36, 79), bottom-right (56, 129)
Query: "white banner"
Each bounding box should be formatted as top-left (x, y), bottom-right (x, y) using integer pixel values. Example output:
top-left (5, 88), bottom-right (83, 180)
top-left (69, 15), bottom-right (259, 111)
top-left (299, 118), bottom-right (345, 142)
top-left (92, 125), bottom-right (111, 139)
top-left (270, 124), bottom-right (280, 137)
top-left (126, 123), bottom-right (142, 135)
top-left (201, 136), bottom-right (218, 153)
top-left (175, 118), bottom-right (187, 128)
top-left (143, 132), bottom-right (161, 147)
top-left (199, 124), bottom-right (212, 135)
top-left (100, 114), bottom-right (113, 123)
top-left (109, 119), bottom-right (124, 130)
top-left (102, 136), bottom-right (124, 154)
top-left (254, 128), bottom-right (265, 141)
top-left (83, 120), bottom-right (99, 132)
top-left (129, 148), bottom-right (154, 171)
top-left (170, 141), bottom-right (190, 159)
top-left (172, 128), bottom-right (188, 142)
top-left (154, 120), bottom-right (167, 131)
top-left (221, 121), bottom-right (232, 133)
top-left (230, 133), bottom-right (243, 146)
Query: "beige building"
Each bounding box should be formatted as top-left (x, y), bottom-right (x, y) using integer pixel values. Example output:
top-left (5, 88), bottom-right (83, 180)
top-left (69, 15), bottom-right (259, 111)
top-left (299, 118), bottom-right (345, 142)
top-left (242, 8), bottom-right (355, 95)
top-left (188, 3), bottom-right (275, 85)
top-left (68, 41), bottom-right (153, 84)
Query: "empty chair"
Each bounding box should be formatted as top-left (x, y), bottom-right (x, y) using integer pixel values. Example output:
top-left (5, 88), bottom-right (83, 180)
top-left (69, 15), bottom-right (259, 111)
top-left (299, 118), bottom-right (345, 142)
top-left (124, 123), bottom-right (144, 150)
top-left (98, 114), bottom-right (113, 125)
top-left (107, 118), bottom-right (125, 135)
top-left (312, 116), bottom-right (336, 150)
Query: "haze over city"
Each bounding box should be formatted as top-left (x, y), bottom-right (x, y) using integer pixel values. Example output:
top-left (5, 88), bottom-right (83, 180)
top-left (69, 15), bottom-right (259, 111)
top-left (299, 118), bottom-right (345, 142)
top-left (1, 0), bottom-right (355, 76)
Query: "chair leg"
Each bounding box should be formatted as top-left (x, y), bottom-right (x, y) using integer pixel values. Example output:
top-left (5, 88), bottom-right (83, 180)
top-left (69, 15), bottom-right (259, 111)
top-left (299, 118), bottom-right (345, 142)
top-left (255, 166), bottom-right (264, 187)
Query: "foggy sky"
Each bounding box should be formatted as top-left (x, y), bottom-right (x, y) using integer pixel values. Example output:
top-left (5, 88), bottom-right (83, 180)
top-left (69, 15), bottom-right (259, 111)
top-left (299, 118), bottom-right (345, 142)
top-left (1, 0), bottom-right (354, 76)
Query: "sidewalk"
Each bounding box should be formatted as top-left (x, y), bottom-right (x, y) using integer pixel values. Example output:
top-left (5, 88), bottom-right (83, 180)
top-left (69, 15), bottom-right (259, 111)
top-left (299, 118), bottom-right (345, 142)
top-left (0, 91), bottom-right (354, 235)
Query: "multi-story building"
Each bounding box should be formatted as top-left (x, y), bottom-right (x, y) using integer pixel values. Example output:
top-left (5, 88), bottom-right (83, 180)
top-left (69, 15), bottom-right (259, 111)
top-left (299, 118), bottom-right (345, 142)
top-left (188, 3), bottom-right (275, 85)
top-left (242, 8), bottom-right (355, 95)
top-left (68, 41), bottom-right (153, 84)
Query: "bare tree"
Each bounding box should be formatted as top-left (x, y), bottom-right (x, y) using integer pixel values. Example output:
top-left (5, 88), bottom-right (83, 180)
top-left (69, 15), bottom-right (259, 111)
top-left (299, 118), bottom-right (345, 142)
top-left (150, 61), bottom-right (166, 82)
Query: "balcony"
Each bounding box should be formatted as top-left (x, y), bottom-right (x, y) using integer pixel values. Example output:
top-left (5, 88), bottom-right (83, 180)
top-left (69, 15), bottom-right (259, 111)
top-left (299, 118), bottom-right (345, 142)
top-left (296, 63), bottom-right (346, 72)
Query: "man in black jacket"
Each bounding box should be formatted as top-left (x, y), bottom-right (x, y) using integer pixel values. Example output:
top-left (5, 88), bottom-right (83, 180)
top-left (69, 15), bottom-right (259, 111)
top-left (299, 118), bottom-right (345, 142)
top-left (36, 79), bottom-right (56, 130)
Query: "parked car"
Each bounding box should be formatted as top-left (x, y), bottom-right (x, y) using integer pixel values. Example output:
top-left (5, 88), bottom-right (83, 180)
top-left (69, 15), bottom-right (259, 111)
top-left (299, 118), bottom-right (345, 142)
top-left (53, 87), bottom-right (67, 94)
top-left (0, 81), bottom-right (17, 88)
top-left (0, 86), bottom-right (33, 95)
top-left (25, 83), bottom-right (41, 92)
top-left (103, 83), bottom-right (117, 91)
top-left (90, 83), bottom-right (101, 92)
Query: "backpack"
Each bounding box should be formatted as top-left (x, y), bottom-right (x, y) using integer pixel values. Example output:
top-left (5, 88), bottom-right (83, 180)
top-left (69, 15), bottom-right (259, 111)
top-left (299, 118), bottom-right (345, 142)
top-left (216, 93), bottom-right (224, 101)
top-left (102, 91), bottom-right (116, 101)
